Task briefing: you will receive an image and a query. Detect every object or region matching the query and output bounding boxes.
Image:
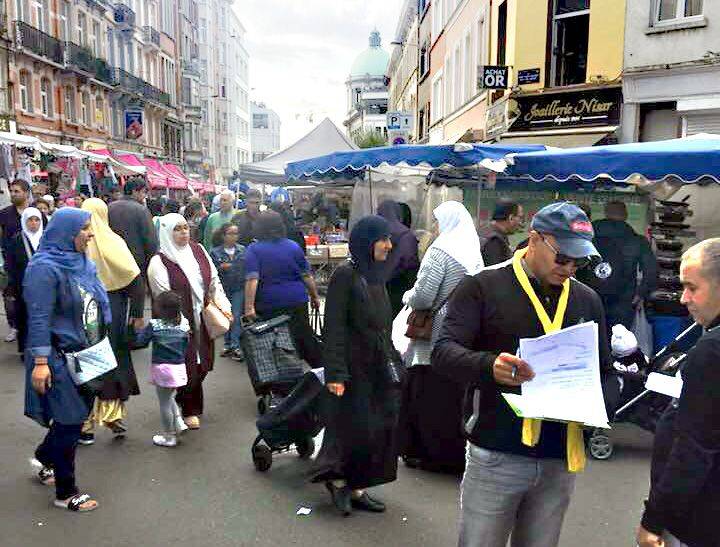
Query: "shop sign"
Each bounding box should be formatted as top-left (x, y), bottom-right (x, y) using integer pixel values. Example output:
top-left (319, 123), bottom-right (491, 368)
top-left (478, 66), bottom-right (509, 89)
top-left (510, 87), bottom-right (622, 132)
top-left (518, 68), bottom-right (541, 85)
top-left (125, 109), bottom-right (143, 139)
top-left (485, 99), bottom-right (515, 140)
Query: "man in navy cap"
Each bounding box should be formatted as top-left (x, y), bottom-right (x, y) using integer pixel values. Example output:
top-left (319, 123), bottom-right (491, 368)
top-left (434, 202), bottom-right (611, 547)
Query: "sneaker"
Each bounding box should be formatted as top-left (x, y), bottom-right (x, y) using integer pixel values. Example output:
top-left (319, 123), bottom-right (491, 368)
top-left (221, 347), bottom-right (233, 357)
top-left (107, 420), bottom-right (127, 436)
top-left (175, 416), bottom-right (189, 434)
top-left (78, 433), bottom-right (95, 446)
top-left (4, 329), bottom-right (16, 343)
top-left (231, 349), bottom-right (245, 361)
top-left (153, 434), bottom-right (177, 447)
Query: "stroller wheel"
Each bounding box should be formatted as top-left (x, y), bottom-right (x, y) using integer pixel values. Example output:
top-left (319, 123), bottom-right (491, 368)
top-left (257, 395), bottom-right (271, 416)
top-left (252, 443), bottom-right (273, 472)
top-left (296, 437), bottom-right (315, 459)
top-left (588, 429), bottom-right (614, 460)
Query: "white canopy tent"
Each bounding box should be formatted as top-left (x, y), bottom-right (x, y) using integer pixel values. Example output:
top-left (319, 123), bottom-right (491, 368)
top-left (237, 118), bottom-right (356, 186)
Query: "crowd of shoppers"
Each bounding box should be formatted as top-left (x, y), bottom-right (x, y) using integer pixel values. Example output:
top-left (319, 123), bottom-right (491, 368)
top-left (9, 173), bottom-right (717, 547)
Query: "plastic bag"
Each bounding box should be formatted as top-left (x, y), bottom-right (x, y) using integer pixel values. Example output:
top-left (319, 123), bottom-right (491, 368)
top-left (632, 302), bottom-right (654, 357)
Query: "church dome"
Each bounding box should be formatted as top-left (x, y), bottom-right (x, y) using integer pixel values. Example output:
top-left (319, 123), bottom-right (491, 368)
top-left (350, 30), bottom-right (390, 77)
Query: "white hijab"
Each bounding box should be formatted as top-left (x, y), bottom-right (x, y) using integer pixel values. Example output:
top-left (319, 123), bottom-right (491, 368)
top-left (428, 201), bottom-right (484, 274)
top-left (157, 213), bottom-right (205, 326)
top-left (21, 207), bottom-right (43, 252)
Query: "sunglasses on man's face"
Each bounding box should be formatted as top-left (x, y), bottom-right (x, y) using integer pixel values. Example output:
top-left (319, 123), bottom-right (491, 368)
top-left (539, 235), bottom-right (591, 269)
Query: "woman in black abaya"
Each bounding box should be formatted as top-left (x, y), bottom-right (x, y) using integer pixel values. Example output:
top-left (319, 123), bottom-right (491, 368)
top-left (311, 215), bottom-right (401, 517)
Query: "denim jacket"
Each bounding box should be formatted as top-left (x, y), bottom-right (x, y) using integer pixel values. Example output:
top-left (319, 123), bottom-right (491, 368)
top-left (210, 244), bottom-right (245, 294)
top-left (133, 318), bottom-right (190, 365)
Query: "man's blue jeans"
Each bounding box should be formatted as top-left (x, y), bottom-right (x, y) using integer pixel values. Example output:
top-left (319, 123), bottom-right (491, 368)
top-left (225, 289), bottom-right (244, 349)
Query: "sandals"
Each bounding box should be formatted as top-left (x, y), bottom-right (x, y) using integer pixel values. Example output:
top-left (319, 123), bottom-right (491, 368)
top-left (54, 493), bottom-right (98, 512)
top-left (184, 416), bottom-right (200, 430)
top-left (38, 466), bottom-right (55, 486)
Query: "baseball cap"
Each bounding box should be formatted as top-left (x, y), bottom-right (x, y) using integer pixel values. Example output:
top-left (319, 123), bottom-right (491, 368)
top-left (531, 202), bottom-right (599, 258)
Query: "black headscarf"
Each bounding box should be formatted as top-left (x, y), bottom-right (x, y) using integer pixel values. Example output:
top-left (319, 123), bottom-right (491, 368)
top-left (349, 215), bottom-right (391, 285)
top-left (377, 200), bottom-right (409, 241)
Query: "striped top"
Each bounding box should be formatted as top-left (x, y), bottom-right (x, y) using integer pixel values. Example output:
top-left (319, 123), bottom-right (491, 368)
top-left (403, 247), bottom-right (469, 366)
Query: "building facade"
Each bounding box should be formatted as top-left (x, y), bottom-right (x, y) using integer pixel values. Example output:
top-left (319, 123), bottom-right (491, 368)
top-left (196, 0), bottom-right (250, 182)
top-left (250, 101), bottom-right (280, 162)
top-left (178, 0), bottom-right (203, 173)
top-left (415, 0), bottom-right (432, 143)
top-left (344, 30), bottom-right (390, 142)
top-left (9, 1), bottom-right (182, 157)
top-left (387, 0), bottom-right (418, 141)
top-left (622, 0), bottom-right (718, 143)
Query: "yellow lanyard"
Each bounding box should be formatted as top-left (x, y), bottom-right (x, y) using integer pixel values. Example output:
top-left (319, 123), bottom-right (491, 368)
top-left (511, 248), bottom-right (586, 473)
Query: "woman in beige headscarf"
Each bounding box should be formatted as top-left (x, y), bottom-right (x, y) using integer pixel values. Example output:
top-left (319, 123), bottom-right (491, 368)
top-left (78, 198), bottom-right (144, 445)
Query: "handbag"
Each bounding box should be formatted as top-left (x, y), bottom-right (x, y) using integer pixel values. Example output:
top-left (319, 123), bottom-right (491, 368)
top-left (202, 299), bottom-right (231, 339)
top-left (65, 336), bottom-right (118, 386)
top-left (405, 309), bottom-right (433, 340)
top-left (379, 332), bottom-right (406, 387)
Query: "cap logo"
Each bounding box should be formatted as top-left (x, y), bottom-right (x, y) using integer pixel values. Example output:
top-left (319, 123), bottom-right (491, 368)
top-left (570, 220), bottom-right (592, 234)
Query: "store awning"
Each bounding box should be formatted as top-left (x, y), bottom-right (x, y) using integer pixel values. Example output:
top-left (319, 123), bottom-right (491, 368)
top-left (285, 143), bottom-right (547, 183)
top-left (495, 126), bottom-right (617, 148)
top-left (118, 154), bottom-right (166, 189)
top-left (162, 163), bottom-right (192, 190)
top-left (503, 135), bottom-right (720, 186)
top-left (142, 158), bottom-right (187, 190)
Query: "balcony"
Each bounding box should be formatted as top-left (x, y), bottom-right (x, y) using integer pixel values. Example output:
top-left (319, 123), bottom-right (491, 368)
top-left (113, 3), bottom-right (136, 29)
top-left (65, 42), bottom-right (116, 86)
top-left (115, 68), bottom-right (171, 107)
top-left (142, 26), bottom-right (160, 48)
top-left (15, 21), bottom-right (64, 65)
top-left (182, 60), bottom-right (200, 78)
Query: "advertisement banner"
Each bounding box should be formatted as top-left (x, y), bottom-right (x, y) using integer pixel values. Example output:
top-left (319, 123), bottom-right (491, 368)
top-left (125, 110), bottom-right (143, 140)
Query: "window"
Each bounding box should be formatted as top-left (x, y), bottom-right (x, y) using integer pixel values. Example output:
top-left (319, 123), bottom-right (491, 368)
top-left (432, 0), bottom-right (443, 39)
top-left (31, 0), bottom-right (49, 32)
top-left (497, 1), bottom-right (507, 66)
top-left (419, 41), bottom-right (429, 76)
top-left (95, 96), bottom-right (104, 129)
top-left (477, 16), bottom-right (486, 67)
top-left (77, 12), bottom-right (87, 46)
top-left (453, 46), bottom-right (462, 109)
top-left (656, 0), bottom-right (703, 22)
top-left (19, 71), bottom-right (31, 112)
top-left (59, 1), bottom-right (70, 41)
top-left (64, 86), bottom-right (76, 122)
top-left (40, 78), bottom-right (51, 116)
top-left (16, 0), bottom-right (28, 23)
top-left (464, 32), bottom-right (474, 102)
top-left (81, 91), bottom-right (90, 125)
top-left (431, 72), bottom-right (443, 122)
top-left (253, 113), bottom-right (269, 129)
top-left (444, 57), bottom-right (452, 114)
top-left (91, 20), bottom-right (100, 56)
top-left (551, 0), bottom-right (590, 86)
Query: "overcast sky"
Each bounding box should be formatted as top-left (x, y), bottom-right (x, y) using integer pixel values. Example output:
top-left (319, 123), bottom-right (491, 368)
top-left (233, 0), bottom-right (403, 149)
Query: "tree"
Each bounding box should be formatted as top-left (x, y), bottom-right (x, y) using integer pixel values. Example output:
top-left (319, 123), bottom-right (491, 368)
top-left (353, 129), bottom-right (387, 149)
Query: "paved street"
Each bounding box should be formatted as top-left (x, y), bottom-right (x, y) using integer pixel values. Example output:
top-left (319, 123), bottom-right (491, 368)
top-left (1, 325), bottom-right (654, 547)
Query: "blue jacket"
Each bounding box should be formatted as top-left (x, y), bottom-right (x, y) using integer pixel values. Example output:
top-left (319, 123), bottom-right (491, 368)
top-left (23, 262), bottom-right (109, 426)
top-left (133, 318), bottom-right (190, 365)
top-left (210, 244), bottom-right (246, 293)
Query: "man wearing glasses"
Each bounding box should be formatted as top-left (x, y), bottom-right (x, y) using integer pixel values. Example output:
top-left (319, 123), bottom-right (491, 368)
top-left (434, 202), bottom-right (611, 547)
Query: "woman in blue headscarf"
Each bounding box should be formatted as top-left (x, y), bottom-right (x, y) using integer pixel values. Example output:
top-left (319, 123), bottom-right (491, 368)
top-left (311, 216), bottom-right (401, 517)
top-left (24, 207), bottom-right (109, 512)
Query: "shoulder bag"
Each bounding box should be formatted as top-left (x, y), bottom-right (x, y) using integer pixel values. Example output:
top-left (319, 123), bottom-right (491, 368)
top-left (65, 336), bottom-right (118, 386)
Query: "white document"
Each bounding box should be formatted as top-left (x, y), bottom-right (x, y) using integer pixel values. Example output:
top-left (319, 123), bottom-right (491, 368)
top-left (645, 372), bottom-right (683, 399)
top-left (508, 322), bottom-right (610, 428)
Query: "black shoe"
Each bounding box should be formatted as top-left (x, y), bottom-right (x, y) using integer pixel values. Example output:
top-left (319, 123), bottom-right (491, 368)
top-left (78, 433), bottom-right (95, 446)
top-left (351, 492), bottom-right (386, 513)
top-left (325, 482), bottom-right (352, 517)
top-left (221, 347), bottom-right (233, 357)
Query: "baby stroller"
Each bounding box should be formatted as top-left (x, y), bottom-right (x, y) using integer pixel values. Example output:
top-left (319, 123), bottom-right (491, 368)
top-left (241, 314), bottom-right (307, 415)
top-left (251, 369), bottom-right (326, 472)
top-left (586, 321), bottom-right (702, 460)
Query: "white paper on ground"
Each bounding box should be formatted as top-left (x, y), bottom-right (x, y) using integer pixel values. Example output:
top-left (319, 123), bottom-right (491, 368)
top-left (645, 372), bottom-right (683, 399)
top-left (296, 507), bottom-right (312, 516)
top-left (510, 322), bottom-right (610, 429)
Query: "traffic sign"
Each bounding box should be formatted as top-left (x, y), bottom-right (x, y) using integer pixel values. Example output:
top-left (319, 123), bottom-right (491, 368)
top-left (387, 111), bottom-right (414, 131)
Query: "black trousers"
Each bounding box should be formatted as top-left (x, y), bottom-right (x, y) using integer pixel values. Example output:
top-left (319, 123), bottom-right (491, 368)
top-left (35, 423), bottom-right (83, 500)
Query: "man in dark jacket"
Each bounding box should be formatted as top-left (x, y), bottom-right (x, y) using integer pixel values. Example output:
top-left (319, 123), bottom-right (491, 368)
top-left (434, 202), bottom-right (610, 547)
top-left (588, 201), bottom-right (657, 330)
top-left (232, 189), bottom-right (262, 246)
top-left (478, 199), bottom-right (524, 266)
top-left (108, 178), bottom-right (158, 277)
top-left (637, 239), bottom-right (720, 547)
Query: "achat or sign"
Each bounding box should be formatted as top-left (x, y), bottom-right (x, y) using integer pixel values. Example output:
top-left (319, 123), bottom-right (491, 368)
top-left (387, 111), bottom-right (414, 131)
top-left (479, 66), bottom-right (509, 89)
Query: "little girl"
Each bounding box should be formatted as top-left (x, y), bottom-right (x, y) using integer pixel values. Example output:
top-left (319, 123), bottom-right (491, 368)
top-left (134, 291), bottom-right (191, 447)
